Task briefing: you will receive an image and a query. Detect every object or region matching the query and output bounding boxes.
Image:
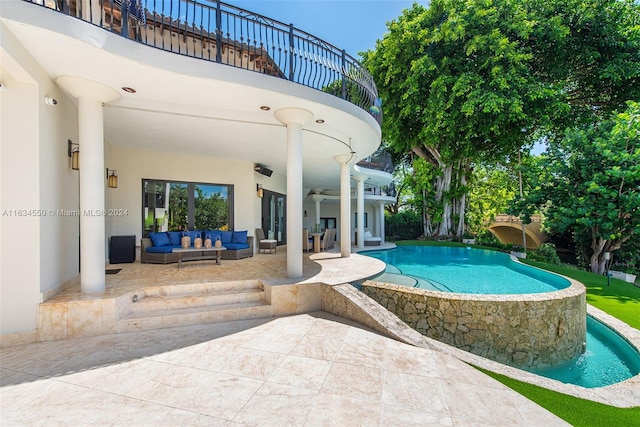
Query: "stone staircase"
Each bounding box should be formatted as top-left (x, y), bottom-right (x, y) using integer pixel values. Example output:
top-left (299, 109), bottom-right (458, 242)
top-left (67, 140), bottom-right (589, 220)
top-left (117, 280), bottom-right (273, 333)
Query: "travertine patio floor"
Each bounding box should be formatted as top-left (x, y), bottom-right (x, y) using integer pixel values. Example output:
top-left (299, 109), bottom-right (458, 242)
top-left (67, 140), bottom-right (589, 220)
top-left (0, 311), bottom-right (568, 426)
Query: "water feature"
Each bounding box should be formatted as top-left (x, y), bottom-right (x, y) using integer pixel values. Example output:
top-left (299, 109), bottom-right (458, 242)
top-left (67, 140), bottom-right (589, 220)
top-left (363, 245), bottom-right (640, 388)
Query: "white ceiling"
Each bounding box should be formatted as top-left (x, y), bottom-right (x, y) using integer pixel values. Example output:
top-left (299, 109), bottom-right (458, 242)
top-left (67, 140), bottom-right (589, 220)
top-left (1, 3), bottom-right (387, 191)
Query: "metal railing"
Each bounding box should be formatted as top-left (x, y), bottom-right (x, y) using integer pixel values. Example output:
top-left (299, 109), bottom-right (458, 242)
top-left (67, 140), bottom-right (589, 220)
top-left (357, 148), bottom-right (393, 173)
top-left (27, 0), bottom-right (381, 124)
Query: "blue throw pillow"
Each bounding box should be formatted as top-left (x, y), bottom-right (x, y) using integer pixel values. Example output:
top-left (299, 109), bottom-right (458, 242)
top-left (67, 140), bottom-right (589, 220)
top-left (205, 230), bottom-right (222, 243)
top-left (167, 231), bottom-right (182, 246)
top-left (232, 230), bottom-right (247, 244)
top-left (149, 232), bottom-right (171, 247)
top-left (220, 231), bottom-right (233, 244)
top-left (187, 230), bottom-right (202, 241)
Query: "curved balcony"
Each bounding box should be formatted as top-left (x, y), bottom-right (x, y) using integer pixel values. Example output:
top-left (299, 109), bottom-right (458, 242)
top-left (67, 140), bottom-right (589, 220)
top-left (26, 0), bottom-right (381, 124)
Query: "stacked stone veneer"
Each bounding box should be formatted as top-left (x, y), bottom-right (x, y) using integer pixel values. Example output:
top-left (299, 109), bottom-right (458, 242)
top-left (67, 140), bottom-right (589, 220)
top-left (361, 278), bottom-right (587, 368)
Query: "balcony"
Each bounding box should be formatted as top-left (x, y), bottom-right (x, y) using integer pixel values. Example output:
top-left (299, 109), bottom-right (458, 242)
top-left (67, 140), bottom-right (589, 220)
top-left (27, 0), bottom-right (381, 124)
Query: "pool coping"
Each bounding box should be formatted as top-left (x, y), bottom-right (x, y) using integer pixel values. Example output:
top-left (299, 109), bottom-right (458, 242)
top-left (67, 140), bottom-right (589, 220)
top-left (359, 250), bottom-right (640, 407)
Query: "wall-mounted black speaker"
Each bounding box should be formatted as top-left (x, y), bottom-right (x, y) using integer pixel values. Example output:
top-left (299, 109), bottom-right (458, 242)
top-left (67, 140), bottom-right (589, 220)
top-left (254, 164), bottom-right (273, 177)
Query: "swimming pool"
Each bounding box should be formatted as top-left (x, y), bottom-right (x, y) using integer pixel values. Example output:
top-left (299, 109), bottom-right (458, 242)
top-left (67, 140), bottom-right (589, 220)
top-left (364, 245), bottom-right (570, 294)
top-left (360, 245), bottom-right (640, 388)
top-left (526, 315), bottom-right (640, 388)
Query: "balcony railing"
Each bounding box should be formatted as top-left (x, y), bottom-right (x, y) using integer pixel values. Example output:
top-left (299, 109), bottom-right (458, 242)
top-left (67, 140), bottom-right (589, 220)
top-left (356, 148), bottom-right (393, 174)
top-left (26, 0), bottom-right (381, 124)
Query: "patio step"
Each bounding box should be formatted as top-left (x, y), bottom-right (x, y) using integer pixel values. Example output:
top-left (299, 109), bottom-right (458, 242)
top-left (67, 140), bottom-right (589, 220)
top-left (117, 280), bottom-right (273, 333)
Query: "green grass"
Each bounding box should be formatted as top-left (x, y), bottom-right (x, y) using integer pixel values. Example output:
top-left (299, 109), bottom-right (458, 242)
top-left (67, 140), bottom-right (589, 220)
top-left (476, 367), bottom-right (640, 427)
top-left (392, 240), bottom-right (640, 425)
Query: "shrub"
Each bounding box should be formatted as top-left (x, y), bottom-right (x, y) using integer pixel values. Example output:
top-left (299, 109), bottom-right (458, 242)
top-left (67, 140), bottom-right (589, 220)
top-left (385, 211), bottom-right (422, 240)
top-left (528, 243), bottom-right (562, 265)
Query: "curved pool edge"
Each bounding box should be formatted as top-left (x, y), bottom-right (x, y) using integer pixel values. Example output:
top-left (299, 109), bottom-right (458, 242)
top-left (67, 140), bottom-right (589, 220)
top-left (362, 273), bottom-right (587, 368)
top-left (430, 304), bottom-right (640, 408)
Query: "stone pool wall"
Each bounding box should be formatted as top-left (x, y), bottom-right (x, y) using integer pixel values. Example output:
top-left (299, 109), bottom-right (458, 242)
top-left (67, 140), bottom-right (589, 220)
top-left (361, 278), bottom-right (587, 368)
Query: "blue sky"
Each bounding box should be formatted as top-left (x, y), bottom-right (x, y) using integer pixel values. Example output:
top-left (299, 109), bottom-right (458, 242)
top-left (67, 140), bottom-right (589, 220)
top-left (232, 1), bottom-right (416, 58)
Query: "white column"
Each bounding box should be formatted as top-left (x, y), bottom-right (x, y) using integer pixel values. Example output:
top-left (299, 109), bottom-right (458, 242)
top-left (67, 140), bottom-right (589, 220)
top-left (378, 201), bottom-right (386, 243)
top-left (56, 76), bottom-right (120, 294)
top-left (354, 175), bottom-right (366, 249)
top-left (334, 154), bottom-right (352, 258)
top-left (314, 199), bottom-right (321, 228)
top-left (275, 108), bottom-right (313, 279)
top-left (78, 97), bottom-right (106, 293)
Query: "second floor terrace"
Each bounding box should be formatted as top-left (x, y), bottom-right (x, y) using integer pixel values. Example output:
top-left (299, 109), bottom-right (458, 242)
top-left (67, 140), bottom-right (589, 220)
top-left (2, 0), bottom-right (383, 191)
top-left (28, 0), bottom-right (381, 125)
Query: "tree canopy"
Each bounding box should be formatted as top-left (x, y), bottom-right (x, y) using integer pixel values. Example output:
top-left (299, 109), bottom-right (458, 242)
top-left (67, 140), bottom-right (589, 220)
top-left (365, 0), bottom-right (640, 241)
top-left (513, 101), bottom-right (640, 273)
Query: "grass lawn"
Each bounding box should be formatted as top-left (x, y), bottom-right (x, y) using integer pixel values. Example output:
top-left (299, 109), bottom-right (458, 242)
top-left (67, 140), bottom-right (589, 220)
top-left (477, 367), bottom-right (640, 427)
top-left (393, 240), bottom-right (640, 425)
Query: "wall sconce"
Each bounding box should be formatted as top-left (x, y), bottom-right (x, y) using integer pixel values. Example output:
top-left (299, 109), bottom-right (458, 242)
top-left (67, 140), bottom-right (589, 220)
top-left (257, 184), bottom-right (263, 198)
top-left (106, 168), bottom-right (118, 188)
top-left (304, 210), bottom-right (308, 217)
top-left (67, 139), bottom-right (79, 170)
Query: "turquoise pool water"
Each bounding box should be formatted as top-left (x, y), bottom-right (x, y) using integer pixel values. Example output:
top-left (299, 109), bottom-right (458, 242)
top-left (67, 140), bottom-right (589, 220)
top-left (363, 246), bottom-right (640, 388)
top-left (527, 315), bottom-right (640, 388)
top-left (365, 246), bottom-right (570, 294)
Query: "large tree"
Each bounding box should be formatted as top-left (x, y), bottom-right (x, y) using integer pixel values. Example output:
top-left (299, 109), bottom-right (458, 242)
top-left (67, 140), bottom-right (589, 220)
top-left (514, 102), bottom-right (640, 274)
top-left (364, 0), bottom-right (552, 236)
top-left (364, 0), bottom-right (640, 237)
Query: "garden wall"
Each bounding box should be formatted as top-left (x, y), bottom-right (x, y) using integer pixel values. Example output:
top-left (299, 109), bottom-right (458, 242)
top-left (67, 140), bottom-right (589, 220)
top-left (361, 279), bottom-right (587, 368)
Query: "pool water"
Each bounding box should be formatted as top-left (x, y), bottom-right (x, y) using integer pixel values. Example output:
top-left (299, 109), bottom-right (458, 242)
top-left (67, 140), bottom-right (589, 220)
top-left (363, 245), bottom-right (640, 388)
top-left (527, 315), bottom-right (640, 388)
top-left (365, 246), bottom-right (570, 294)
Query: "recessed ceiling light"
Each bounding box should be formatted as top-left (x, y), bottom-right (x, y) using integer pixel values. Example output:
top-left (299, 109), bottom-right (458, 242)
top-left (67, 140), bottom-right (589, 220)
top-left (122, 87), bottom-right (136, 93)
top-left (315, 119), bottom-right (325, 123)
top-left (260, 105), bottom-right (271, 111)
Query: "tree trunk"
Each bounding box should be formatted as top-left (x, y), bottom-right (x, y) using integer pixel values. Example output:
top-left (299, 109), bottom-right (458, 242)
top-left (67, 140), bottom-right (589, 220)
top-left (436, 165), bottom-right (453, 236)
top-left (422, 188), bottom-right (433, 236)
top-left (456, 163), bottom-right (467, 237)
top-left (590, 236), bottom-right (607, 274)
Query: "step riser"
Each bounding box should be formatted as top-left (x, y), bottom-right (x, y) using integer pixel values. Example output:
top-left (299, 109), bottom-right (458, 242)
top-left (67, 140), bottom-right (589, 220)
top-left (117, 305), bottom-right (274, 333)
top-left (143, 281), bottom-right (262, 298)
top-left (129, 291), bottom-right (265, 314)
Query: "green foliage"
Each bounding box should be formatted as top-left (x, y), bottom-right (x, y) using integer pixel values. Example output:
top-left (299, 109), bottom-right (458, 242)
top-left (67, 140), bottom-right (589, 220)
top-left (514, 101), bottom-right (640, 272)
top-left (527, 243), bottom-right (562, 265)
top-left (385, 211), bottom-right (423, 240)
top-left (467, 164), bottom-right (518, 233)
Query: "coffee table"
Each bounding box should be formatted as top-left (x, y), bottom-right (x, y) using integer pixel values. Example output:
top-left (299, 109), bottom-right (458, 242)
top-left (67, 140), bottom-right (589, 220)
top-left (172, 247), bottom-right (226, 268)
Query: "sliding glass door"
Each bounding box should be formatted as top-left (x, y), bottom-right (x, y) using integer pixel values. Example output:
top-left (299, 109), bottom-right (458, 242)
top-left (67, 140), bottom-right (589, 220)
top-left (261, 190), bottom-right (286, 245)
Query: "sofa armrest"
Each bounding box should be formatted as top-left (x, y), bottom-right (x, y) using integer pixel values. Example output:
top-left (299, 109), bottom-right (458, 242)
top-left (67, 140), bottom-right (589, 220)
top-left (141, 238), bottom-right (153, 251)
top-left (247, 235), bottom-right (254, 250)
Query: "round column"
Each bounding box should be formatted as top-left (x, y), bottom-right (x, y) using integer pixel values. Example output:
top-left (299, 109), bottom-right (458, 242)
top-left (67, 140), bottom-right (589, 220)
top-left (57, 76), bottom-right (120, 293)
top-left (275, 108), bottom-right (313, 279)
top-left (354, 174), bottom-right (367, 249)
top-left (79, 97), bottom-right (106, 293)
top-left (378, 201), bottom-right (386, 244)
top-left (334, 154), bottom-right (353, 258)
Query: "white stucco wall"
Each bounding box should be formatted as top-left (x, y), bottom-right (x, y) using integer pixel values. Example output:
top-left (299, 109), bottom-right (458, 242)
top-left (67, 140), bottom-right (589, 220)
top-left (1, 22), bottom-right (79, 336)
top-left (105, 145), bottom-right (260, 246)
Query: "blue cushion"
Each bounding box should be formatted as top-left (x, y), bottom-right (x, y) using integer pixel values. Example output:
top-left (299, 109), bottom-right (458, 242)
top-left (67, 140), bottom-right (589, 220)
top-left (167, 231), bottom-right (182, 246)
top-left (149, 232), bottom-right (171, 247)
top-left (220, 231), bottom-right (233, 244)
top-left (145, 245), bottom-right (176, 253)
top-left (223, 243), bottom-right (250, 250)
top-left (187, 230), bottom-right (203, 241)
top-left (205, 230), bottom-right (222, 243)
top-left (232, 230), bottom-right (247, 244)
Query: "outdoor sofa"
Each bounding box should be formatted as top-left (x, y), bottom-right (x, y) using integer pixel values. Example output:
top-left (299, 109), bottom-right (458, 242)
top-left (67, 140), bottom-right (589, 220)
top-left (141, 230), bottom-right (254, 264)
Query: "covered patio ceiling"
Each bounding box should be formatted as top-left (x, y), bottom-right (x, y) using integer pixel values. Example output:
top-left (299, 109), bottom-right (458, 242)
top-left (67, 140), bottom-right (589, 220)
top-left (1, 3), bottom-right (381, 190)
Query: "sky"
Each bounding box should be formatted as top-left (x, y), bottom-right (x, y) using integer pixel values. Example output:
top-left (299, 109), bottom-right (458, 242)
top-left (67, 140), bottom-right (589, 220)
top-left (231, 0), bottom-right (417, 58)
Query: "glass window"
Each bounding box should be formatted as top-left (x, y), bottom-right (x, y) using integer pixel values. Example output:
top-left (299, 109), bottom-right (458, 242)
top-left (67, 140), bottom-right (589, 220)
top-left (143, 179), bottom-right (233, 236)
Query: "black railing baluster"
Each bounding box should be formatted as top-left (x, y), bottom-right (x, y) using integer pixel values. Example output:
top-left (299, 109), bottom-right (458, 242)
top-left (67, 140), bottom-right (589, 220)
top-left (26, 0), bottom-right (380, 124)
